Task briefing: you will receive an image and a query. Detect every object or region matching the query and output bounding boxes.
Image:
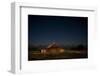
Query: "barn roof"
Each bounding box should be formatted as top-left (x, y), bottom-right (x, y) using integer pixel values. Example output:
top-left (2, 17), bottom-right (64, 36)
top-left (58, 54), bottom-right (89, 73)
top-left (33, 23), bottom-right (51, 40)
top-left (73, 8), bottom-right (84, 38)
top-left (47, 42), bottom-right (60, 48)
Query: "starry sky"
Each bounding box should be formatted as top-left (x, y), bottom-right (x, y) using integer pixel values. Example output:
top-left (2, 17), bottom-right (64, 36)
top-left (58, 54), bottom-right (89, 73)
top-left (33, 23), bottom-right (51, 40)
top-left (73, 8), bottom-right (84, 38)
top-left (28, 15), bottom-right (88, 46)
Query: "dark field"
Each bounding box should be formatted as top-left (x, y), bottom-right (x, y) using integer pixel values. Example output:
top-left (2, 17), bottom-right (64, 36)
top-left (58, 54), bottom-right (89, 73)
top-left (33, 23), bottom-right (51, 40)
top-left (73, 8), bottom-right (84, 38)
top-left (28, 50), bottom-right (88, 61)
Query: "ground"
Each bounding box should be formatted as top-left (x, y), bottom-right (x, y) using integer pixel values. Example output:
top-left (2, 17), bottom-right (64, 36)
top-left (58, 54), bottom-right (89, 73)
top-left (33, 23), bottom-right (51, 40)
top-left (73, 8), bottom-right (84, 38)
top-left (28, 50), bottom-right (88, 61)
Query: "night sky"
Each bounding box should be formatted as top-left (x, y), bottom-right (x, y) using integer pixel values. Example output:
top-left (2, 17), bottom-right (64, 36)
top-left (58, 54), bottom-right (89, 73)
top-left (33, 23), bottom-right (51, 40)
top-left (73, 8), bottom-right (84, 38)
top-left (28, 15), bottom-right (88, 46)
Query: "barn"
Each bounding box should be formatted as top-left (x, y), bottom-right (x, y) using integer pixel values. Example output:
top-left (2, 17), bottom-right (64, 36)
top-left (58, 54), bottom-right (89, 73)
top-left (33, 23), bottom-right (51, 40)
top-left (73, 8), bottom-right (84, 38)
top-left (41, 42), bottom-right (64, 54)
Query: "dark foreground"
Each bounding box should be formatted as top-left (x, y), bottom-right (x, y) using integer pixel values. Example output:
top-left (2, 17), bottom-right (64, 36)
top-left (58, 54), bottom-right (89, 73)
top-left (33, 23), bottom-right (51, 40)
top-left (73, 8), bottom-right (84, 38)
top-left (28, 50), bottom-right (88, 61)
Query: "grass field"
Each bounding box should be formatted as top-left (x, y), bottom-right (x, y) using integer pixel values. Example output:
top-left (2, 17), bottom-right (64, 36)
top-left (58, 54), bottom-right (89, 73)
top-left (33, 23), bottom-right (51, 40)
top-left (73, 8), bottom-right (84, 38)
top-left (28, 50), bottom-right (88, 61)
